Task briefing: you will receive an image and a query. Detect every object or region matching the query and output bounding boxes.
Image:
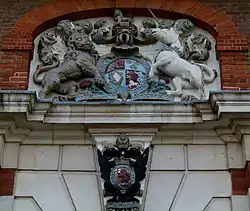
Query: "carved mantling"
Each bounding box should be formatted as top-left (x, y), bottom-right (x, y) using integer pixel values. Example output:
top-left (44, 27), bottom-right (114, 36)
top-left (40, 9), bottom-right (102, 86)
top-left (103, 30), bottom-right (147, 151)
top-left (29, 9), bottom-right (220, 103)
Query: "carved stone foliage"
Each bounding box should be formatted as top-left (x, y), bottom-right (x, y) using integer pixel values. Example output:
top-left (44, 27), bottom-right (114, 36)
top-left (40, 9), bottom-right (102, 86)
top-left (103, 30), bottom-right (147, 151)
top-left (97, 134), bottom-right (150, 211)
top-left (32, 9), bottom-right (219, 102)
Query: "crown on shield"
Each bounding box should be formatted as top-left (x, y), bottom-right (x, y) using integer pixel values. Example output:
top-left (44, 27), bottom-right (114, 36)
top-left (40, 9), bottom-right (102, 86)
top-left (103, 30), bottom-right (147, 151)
top-left (114, 157), bottom-right (130, 166)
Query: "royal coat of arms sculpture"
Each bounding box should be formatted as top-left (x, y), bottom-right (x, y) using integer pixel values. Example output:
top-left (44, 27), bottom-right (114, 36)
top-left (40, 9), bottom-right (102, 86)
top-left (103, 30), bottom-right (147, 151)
top-left (97, 134), bottom-right (150, 211)
top-left (32, 9), bottom-right (218, 102)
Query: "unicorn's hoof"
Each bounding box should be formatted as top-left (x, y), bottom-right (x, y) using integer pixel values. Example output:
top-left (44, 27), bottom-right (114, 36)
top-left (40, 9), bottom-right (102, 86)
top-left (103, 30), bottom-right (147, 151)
top-left (165, 90), bottom-right (183, 96)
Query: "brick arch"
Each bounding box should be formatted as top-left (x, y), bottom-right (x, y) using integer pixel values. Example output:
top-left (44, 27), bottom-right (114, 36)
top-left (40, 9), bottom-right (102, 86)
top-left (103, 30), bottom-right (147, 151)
top-left (2, 0), bottom-right (247, 51)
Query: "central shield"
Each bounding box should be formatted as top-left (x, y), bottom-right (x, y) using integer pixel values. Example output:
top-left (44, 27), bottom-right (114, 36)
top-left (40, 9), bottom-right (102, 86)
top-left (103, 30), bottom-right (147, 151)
top-left (110, 165), bottom-right (136, 190)
top-left (98, 57), bottom-right (150, 99)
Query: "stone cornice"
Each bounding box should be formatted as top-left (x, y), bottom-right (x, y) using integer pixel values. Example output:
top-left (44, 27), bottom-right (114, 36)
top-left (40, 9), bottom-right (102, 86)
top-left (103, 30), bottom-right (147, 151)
top-left (0, 90), bottom-right (250, 124)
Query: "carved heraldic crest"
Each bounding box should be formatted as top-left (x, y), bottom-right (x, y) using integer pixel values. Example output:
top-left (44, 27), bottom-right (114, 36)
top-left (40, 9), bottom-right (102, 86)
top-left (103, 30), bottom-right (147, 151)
top-left (32, 9), bottom-right (219, 103)
top-left (97, 133), bottom-right (150, 211)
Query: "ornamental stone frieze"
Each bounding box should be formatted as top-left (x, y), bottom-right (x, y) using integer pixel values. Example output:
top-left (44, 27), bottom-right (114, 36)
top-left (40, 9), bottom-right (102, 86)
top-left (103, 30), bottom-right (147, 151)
top-left (28, 9), bottom-right (220, 103)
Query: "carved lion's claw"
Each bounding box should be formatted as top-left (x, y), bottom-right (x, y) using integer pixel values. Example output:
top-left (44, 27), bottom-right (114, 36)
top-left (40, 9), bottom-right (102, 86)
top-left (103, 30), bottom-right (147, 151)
top-left (53, 95), bottom-right (68, 102)
top-left (94, 77), bottom-right (105, 87)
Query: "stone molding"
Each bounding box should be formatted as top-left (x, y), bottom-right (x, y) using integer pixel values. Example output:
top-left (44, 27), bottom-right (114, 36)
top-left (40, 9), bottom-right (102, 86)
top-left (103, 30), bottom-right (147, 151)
top-left (0, 91), bottom-right (250, 124)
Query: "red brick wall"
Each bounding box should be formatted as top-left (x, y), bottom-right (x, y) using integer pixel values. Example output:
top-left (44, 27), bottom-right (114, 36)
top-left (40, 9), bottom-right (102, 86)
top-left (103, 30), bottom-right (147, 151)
top-left (0, 170), bottom-right (15, 196)
top-left (0, 0), bottom-right (50, 90)
top-left (231, 163), bottom-right (250, 195)
top-left (200, 1), bottom-right (250, 50)
top-left (201, 0), bottom-right (250, 90)
top-left (0, 0), bottom-right (249, 90)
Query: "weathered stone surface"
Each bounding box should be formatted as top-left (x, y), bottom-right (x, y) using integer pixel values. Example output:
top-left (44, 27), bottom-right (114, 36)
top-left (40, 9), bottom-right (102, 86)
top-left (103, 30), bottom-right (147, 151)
top-left (18, 146), bottom-right (59, 170)
top-left (14, 172), bottom-right (101, 211)
top-left (0, 196), bottom-right (14, 211)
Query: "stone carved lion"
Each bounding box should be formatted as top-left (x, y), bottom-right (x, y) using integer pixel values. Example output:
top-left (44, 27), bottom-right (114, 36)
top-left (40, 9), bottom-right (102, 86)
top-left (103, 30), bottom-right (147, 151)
top-left (34, 31), bottom-right (105, 98)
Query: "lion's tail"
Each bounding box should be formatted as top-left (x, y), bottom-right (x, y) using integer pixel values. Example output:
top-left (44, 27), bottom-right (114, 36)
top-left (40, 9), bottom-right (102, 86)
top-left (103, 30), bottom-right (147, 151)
top-left (33, 56), bottom-right (60, 85)
top-left (193, 62), bottom-right (217, 83)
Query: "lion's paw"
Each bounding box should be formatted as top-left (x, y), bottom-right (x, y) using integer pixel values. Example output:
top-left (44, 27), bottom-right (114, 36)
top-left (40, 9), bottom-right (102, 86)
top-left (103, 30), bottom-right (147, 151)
top-left (53, 95), bottom-right (69, 102)
top-left (94, 77), bottom-right (105, 87)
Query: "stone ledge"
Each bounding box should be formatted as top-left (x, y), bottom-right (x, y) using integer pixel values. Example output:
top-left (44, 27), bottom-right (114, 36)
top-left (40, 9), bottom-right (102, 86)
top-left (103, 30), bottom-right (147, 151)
top-left (0, 91), bottom-right (250, 123)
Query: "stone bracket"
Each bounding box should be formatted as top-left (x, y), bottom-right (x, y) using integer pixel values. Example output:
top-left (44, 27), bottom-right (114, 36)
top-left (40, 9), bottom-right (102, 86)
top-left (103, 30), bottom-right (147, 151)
top-left (90, 130), bottom-right (155, 211)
